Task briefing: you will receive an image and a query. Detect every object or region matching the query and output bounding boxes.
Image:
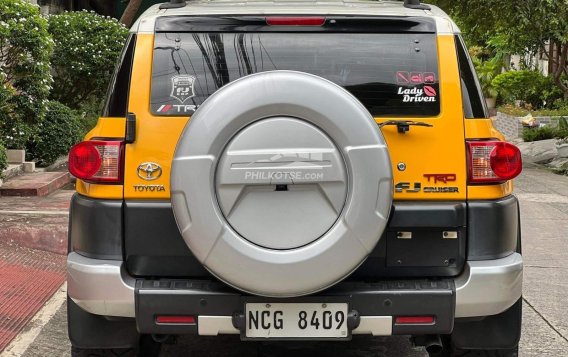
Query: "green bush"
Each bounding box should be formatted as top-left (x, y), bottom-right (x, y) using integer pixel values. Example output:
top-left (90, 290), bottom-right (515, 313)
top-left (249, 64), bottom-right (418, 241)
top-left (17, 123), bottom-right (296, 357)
top-left (493, 70), bottom-right (563, 109)
top-left (557, 117), bottom-right (568, 140)
top-left (48, 10), bottom-right (128, 111)
top-left (0, 139), bottom-right (7, 175)
top-left (27, 101), bottom-right (83, 167)
top-left (522, 126), bottom-right (559, 142)
top-left (0, 0), bottom-right (53, 149)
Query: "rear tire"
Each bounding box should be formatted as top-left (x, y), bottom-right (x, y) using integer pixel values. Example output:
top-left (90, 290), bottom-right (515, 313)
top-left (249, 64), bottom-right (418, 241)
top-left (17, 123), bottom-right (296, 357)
top-left (71, 347), bottom-right (135, 357)
top-left (71, 335), bottom-right (161, 357)
top-left (429, 343), bottom-right (518, 357)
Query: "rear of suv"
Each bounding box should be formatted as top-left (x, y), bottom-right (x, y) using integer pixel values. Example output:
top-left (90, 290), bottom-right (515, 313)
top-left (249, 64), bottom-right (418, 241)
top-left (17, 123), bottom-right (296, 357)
top-left (67, 1), bottom-right (523, 356)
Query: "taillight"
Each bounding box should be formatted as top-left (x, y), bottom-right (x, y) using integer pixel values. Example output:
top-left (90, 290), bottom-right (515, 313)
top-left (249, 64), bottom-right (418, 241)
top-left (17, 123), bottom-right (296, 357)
top-left (266, 16), bottom-right (326, 26)
top-left (69, 140), bottom-right (123, 183)
top-left (467, 141), bottom-right (522, 184)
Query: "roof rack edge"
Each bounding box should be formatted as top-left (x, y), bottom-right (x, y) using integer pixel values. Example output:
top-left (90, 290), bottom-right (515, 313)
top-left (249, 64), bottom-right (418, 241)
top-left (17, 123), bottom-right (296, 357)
top-left (159, 0), bottom-right (187, 10)
top-left (403, 0), bottom-right (431, 11)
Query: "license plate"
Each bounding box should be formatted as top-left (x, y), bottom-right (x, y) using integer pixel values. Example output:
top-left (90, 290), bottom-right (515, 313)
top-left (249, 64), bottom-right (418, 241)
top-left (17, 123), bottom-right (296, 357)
top-left (245, 303), bottom-right (349, 338)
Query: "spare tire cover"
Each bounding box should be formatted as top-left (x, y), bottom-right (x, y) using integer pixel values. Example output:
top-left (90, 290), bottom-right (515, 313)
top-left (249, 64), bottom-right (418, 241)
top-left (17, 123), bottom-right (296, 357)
top-left (171, 71), bottom-right (392, 297)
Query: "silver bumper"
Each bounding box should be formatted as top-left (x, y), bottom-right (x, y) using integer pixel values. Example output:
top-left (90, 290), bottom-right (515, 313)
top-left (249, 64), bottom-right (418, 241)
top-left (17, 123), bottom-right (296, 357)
top-left (67, 253), bottom-right (136, 317)
top-left (67, 252), bottom-right (523, 321)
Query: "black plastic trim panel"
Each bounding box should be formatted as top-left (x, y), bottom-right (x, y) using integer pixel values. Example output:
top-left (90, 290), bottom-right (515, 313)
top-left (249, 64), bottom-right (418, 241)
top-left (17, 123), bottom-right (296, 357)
top-left (70, 196), bottom-right (519, 276)
top-left (135, 279), bottom-right (454, 336)
top-left (389, 202), bottom-right (466, 227)
top-left (155, 16), bottom-right (437, 33)
top-left (467, 195), bottom-right (519, 260)
top-left (124, 201), bottom-right (467, 278)
top-left (124, 201), bottom-right (209, 277)
top-left (68, 193), bottom-right (123, 260)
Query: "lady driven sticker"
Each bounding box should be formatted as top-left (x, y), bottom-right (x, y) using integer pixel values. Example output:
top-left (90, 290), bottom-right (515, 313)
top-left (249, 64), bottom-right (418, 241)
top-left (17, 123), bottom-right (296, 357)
top-left (397, 86), bottom-right (437, 103)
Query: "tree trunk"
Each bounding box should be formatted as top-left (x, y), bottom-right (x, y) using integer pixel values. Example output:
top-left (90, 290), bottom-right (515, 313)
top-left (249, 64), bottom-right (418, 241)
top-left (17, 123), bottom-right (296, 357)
top-left (119, 0), bottom-right (143, 28)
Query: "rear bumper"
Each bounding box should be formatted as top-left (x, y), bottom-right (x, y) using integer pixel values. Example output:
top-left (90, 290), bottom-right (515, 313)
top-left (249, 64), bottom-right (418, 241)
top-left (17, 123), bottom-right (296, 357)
top-left (67, 252), bottom-right (523, 335)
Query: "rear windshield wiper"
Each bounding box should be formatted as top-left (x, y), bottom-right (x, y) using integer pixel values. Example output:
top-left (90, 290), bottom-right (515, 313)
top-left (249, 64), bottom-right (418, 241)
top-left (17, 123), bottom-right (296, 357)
top-left (378, 120), bottom-right (434, 134)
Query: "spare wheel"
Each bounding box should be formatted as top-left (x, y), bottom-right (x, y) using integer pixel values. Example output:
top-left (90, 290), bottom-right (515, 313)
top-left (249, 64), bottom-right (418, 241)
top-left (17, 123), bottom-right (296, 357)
top-left (171, 71), bottom-right (392, 297)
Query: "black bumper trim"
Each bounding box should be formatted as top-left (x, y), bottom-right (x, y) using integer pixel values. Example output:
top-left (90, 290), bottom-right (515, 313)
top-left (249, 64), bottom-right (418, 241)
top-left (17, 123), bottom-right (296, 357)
top-left (68, 193), bottom-right (123, 260)
top-left (135, 279), bottom-right (455, 337)
top-left (467, 195), bottom-right (519, 260)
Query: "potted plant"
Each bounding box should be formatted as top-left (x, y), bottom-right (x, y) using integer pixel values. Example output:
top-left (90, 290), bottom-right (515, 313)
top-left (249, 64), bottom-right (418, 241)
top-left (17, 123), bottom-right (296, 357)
top-left (474, 59), bottom-right (501, 109)
top-left (556, 118), bottom-right (568, 158)
top-left (557, 137), bottom-right (568, 158)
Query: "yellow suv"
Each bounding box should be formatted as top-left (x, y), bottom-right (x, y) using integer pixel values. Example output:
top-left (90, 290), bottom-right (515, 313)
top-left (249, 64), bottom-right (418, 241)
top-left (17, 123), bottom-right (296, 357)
top-left (66, 1), bottom-right (523, 356)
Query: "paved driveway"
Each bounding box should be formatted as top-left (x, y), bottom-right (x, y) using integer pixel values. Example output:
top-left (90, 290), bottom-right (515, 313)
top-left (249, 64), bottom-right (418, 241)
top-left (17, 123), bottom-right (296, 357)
top-left (6, 166), bottom-right (568, 357)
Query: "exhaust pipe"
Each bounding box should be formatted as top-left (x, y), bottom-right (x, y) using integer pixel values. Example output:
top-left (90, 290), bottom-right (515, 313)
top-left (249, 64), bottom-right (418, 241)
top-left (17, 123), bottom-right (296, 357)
top-left (423, 335), bottom-right (444, 355)
top-left (151, 334), bottom-right (171, 343)
top-left (412, 335), bottom-right (444, 355)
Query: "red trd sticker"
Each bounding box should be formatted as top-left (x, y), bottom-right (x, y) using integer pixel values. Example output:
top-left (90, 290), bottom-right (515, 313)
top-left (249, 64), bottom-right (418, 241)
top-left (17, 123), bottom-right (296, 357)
top-left (424, 86), bottom-right (437, 97)
top-left (410, 72), bottom-right (423, 84)
top-left (423, 72), bottom-right (436, 84)
top-left (396, 71), bottom-right (410, 84)
top-left (157, 104), bottom-right (173, 113)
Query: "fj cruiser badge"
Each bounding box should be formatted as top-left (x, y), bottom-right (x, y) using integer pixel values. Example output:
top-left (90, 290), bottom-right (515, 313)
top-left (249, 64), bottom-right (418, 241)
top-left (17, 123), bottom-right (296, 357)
top-left (137, 162), bottom-right (162, 181)
top-left (170, 75), bottom-right (196, 103)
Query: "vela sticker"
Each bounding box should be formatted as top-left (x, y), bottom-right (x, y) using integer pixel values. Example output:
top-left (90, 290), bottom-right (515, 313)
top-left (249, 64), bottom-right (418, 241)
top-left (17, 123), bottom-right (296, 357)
top-left (423, 72), bottom-right (436, 84)
top-left (396, 71), bottom-right (411, 84)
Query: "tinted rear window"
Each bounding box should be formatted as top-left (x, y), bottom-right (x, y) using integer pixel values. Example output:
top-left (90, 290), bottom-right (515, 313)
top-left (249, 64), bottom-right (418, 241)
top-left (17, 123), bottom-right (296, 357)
top-left (151, 33), bottom-right (440, 117)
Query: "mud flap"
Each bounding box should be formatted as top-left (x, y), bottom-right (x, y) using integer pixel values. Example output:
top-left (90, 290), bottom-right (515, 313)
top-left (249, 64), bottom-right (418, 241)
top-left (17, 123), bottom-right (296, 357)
top-left (451, 299), bottom-right (522, 350)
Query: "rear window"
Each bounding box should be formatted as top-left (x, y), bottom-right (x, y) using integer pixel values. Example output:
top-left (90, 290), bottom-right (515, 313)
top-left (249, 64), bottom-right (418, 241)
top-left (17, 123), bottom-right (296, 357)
top-left (150, 32), bottom-right (440, 117)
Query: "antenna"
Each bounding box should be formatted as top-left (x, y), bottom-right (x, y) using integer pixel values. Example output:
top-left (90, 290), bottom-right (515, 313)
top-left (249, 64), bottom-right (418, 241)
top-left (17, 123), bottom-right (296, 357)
top-left (403, 0), bottom-right (431, 10)
top-left (159, 0), bottom-right (187, 9)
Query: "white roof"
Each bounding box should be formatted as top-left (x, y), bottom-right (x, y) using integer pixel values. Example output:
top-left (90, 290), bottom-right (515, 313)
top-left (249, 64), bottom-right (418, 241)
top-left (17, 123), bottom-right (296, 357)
top-left (132, 0), bottom-right (460, 34)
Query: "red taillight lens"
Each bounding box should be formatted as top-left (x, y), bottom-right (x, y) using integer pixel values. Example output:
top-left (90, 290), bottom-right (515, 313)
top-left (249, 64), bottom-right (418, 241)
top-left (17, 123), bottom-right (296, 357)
top-left (266, 16), bottom-right (326, 26)
top-left (467, 141), bottom-right (522, 184)
top-left (69, 140), bottom-right (123, 183)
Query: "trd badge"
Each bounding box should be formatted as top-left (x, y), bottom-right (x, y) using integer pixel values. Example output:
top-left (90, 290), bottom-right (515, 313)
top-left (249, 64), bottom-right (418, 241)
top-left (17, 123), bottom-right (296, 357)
top-left (137, 162), bottom-right (162, 181)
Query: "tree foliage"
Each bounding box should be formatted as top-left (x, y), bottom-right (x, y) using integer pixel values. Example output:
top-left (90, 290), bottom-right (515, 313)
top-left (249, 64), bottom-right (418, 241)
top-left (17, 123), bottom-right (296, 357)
top-left (428, 0), bottom-right (568, 96)
top-left (493, 70), bottom-right (563, 108)
top-left (0, 0), bottom-right (53, 149)
top-left (48, 10), bottom-right (129, 109)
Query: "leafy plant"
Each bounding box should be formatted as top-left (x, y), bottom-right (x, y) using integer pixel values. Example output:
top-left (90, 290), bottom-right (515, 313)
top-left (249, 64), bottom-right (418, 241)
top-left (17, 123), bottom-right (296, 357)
top-left (522, 126), bottom-right (559, 142)
top-left (0, 0), bottom-right (53, 148)
top-left (472, 57), bottom-right (501, 98)
top-left (493, 70), bottom-right (563, 109)
top-left (48, 10), bottom-right (129, 110)
top-left (27, 101), bottom-right (83, 167)
top-left (0, 139), bottom-right (7, 175)
top-left (556, 117), bottom-right (568, 145)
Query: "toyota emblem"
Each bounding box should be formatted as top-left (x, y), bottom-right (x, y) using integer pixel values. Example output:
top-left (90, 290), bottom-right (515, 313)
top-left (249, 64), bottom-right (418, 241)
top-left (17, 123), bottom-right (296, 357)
top-left (137, 162), bottom-right (162, 181)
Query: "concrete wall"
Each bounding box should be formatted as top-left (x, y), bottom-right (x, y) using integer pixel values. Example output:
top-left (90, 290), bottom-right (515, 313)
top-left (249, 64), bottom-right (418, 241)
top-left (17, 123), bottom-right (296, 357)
top-left (493, 112), bottom-right (563, 141)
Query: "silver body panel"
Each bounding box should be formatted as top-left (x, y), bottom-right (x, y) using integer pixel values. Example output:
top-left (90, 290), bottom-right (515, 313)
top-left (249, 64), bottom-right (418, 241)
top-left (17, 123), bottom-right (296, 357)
top-left (67, 252), bottom-right (524, 322)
